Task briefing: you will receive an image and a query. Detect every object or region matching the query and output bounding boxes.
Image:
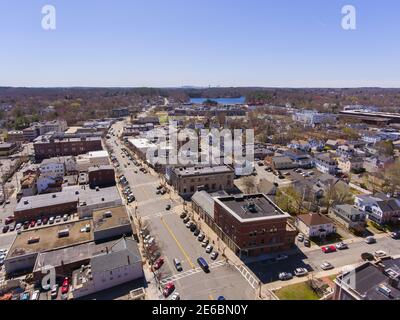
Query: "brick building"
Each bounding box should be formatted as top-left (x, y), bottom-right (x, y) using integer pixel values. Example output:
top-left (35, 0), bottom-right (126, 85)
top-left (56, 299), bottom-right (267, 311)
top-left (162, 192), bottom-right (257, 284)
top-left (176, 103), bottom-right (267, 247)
top-left (34, 136), bottom-right (103, 160)
top-left (88, 165), bottom-right (116, 189)
top-left (213, 194), bottom-right (297, 258)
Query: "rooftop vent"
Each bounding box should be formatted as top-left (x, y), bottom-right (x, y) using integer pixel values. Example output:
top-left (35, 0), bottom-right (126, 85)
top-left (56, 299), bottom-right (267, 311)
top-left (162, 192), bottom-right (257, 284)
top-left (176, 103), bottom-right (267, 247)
top-left (103, 211), bottom-right (112, 218)
top-left (24, 200), bottom-right (29, 205)
top-left (52, 194), bottom-right (57, 198)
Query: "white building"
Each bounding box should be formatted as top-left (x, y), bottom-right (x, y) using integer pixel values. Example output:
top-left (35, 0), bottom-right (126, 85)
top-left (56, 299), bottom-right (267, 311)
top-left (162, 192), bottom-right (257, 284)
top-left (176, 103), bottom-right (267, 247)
top-left (71, 237), bottom-right (143, 299)
top-left (295, 213), bottom-right (336, 239)
top-left (293, 111), bottom-right (337, 126)
top-left (76, 150), bottom-right (110, 172)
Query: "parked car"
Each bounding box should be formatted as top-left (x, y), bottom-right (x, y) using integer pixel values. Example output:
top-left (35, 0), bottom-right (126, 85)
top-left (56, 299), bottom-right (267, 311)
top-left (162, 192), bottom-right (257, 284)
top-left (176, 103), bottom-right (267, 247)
top-left (190, 224), bottom-right (197, 232)
top-left (2, 225), bottom-right (9, 233)
top-left (294, 268), bottom-right (309, 277)
top-left (15, 223), bottom-right (22, 230)
top-left (61, 277), bottom-right (69, 294)
top-left (198, 234), bottom-right (205, 242)
top-left (210, 252), bottom-right (219, 260)
top-left (171, 292), bottom-right (180, 300)
top-left (194, 229), bottom-right (200, 236)
top-left (206, 245), bottom-right (213, 253)
top-left (30, 220), bottom-right (36, 228)
top-left (173, 259), bottom-right (183, 272)
top-left (49, 216), bottom-right (55, 224)
top-left (336, 242), bottom-right (348, 250)
top-left (183, 217), bottom-right (190, 224)
top-left (37, 219), bottom-right (42, 226)
top-left (5, 216), bottom-right (15, 225)
top-left (186, 222), bottom-right (193, 228)
top-left (321, 261), bottom-right (334, 270)
top-left (202, 239), bottom-right (209, 248)
top-left (63, 214), bottom-right (69, 222)
top-left (152, 258), bottom-right (164, 271)
top-left (51, 285), bottom-right (59, 299)
top-left (391, 232), bottom-right (400, 240)
top-left (180, 212), bottom-right (187, 219)
top-left (42, 217), bottom-right (49, 225)
top-left (9, 224), bottom-right (15, 232)
top-left (55, 216), bottom-right (61, 223)
top-left (166, 204), bottom-right (171, 210)
top-left (365, 236), bottom-right (376, 244)
top-left (23, 221), bottom-right (29, 229)
top-left (297, 234), bottom-right (304, 242)
top-left (321, 245), bottom-right (337, 253)
top-left (304, 239), bottom-right (311, 247)
top-left (279, 272), bottom-right (293, 281)
top-left (197, 257), bottom-right (210, 273)
top-left (163, 282), bottom-right (175, 298)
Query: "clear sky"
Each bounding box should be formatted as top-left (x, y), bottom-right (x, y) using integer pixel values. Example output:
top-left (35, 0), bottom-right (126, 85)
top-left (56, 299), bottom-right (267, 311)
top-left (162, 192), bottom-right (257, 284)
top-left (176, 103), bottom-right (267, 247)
top-left (0, 0), bottom-right (399, 87)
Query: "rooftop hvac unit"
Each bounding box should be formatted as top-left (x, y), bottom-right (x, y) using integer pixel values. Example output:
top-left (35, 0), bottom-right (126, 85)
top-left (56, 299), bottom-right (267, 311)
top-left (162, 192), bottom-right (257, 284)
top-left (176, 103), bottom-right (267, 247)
top-left (377, 284), bottom-right (392, 297)
top-left (103, 211), bottom-right (112, 218)
top-left (27, 237), bottom-right (40, 244)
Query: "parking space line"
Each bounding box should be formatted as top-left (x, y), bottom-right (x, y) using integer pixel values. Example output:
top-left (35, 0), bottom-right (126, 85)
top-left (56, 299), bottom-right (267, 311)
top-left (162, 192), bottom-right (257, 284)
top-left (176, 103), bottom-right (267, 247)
top-left (160, 216), bottom-right (196, 270)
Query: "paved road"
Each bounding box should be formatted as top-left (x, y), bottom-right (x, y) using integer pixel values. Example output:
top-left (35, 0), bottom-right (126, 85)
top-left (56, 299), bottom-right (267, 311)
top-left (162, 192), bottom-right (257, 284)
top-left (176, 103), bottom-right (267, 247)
top-left (109, 121), bottom-right (256, 300)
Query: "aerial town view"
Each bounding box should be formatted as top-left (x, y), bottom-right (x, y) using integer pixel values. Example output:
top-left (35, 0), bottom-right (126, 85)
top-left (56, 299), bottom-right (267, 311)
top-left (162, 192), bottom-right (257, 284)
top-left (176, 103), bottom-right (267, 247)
top-left (0, 0), bottom-right (399, 313)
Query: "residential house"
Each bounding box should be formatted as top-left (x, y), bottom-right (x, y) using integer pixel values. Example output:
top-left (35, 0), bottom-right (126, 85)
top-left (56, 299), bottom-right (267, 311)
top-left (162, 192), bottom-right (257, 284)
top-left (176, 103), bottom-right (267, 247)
top-left (295, 213), bottom-right (336, 239)
top-left (337, 156), bottom-right (364, 173)
top-left (331, 204), bottom-right (367, 233)
top-left (355, 194), bottom-right (400, 225)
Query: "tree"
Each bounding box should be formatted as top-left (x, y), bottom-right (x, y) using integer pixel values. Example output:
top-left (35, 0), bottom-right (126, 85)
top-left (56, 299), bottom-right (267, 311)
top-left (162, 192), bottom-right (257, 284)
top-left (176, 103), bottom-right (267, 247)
top-left (342, 127), bottom-right (359, 140)
top-left (321, 180), bottom-right (353, 214)
top-left (383, 160), bottom-right (400, 195)
top-left (375, 141), bottom-right (394, 157)
top-left (241, 176), bottom-right (257, 194)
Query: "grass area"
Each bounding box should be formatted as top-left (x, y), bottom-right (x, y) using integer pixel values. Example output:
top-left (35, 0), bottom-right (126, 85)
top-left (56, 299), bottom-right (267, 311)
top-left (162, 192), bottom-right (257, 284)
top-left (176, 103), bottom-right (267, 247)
top-left (158, 114), bottom-right (169, 124)
top-left (275, 282), bottom-right (321, 300)
top-left (367, 221), bottom-right (385, 234)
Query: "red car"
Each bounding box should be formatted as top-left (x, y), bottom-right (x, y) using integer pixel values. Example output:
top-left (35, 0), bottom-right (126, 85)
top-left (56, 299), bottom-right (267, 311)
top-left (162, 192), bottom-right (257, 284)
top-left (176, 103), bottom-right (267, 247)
top-left (152, 258), bottom-right (164, 271)
top-left (5, 216), bottom-right (15, 225)
top-left (30, 220), bottom-right (36, 228)
top-left (321, 245), bottom-right (337, 253)
top-left (163, 282), bottom-right (175, 298)
top-left (61, 277), bottom-right (69, 294)
top-left (42, 217), bottom-right (49, 225)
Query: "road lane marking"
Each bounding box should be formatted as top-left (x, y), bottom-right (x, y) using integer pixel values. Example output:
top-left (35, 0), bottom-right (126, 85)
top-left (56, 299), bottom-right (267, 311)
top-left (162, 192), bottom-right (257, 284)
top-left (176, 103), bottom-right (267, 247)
top-left (160, 216), bottom-right (196, 270)
top-left (159, 261), bottom-right (227, 285)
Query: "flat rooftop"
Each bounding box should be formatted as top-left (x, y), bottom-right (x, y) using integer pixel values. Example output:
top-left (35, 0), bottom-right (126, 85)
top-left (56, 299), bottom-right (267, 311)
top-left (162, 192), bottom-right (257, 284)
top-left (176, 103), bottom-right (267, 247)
top-left (35, 136), bottom-right (101, 144)
top-left (8, 219), bottom-right (94, 258)
top-left (215, 193), bottom-right (290, 222)
top-left (93, 206), bottom-right (131, 232)
top-left (16, 186), bottom-right (121, 212)
top-left (174, 165), bottom-right (233, 177)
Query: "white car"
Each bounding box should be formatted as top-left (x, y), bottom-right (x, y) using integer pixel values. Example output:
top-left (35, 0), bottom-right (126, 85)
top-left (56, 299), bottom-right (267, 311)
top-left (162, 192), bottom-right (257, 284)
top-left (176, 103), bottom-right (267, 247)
top-left (335, 242), bottom-right (348, 250)
top-left (321, 262), bottom-right (334, 270)
top-left (210, 252), bottom-right (219, 260)
top-left (15, 223), bottom-right (22, 230)
top-left (171, 292), bottom-right (180, 300)
top-left (365, 236), bottom-right (376, 244)
top-left (63, 214), bottom-right (69, 221)
top-left (374, 250), bottom-right (387, 258)
top-left (55, 216), bottom-right (61, 223)
top-left (49, 217), bottom-right (55, 224)
top-left (206, 245), bottom-right (213, 253)
top-left (297, 234), bottom-right (304, 242)
top-left (279, 272), bottom-right (293, 281)
top-left (294, 268), bottom-right (308, 277)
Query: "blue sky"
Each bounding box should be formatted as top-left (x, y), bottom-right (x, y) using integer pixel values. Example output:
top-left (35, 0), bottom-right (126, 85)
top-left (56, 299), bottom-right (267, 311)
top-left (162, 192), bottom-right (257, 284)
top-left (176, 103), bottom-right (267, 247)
top-left (0, 0), bottom-right (399, 87)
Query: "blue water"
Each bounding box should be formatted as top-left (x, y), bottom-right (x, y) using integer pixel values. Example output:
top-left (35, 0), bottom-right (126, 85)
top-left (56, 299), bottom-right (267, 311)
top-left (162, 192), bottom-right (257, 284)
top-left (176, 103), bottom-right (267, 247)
top-left (190, 97), bottom-right (246, 105)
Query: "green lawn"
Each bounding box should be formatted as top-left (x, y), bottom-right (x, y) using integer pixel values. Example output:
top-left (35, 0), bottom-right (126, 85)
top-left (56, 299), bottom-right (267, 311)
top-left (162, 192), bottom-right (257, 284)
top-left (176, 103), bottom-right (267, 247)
top-left (275, 282), bottom-right (321, 300)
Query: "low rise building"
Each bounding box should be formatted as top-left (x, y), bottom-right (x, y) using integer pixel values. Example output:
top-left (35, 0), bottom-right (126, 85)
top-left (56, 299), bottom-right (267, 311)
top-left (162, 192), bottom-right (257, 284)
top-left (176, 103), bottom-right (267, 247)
top-left (334, 257), bottom-right (400, 300)
top-left (0, 142), bottom-right (18, 156)
top-left (330, 204), bottom-right (367, 233)
top-left (88, 165), bottom-right (115, 189)
top-left (71, 237), bottom-right (143, 299)
top-left (170, 165), bottom-right (235, 197)
top-left (337, 156), bottom-right (364, 173)
top-left (314, 153), bottom-right (338, 174)
top-left (6, 131), bottom-right (25, 143)
top-left (92, 206), bottom-right (133, 243)
top-left (270, 156), bottom-right (296, 170)
top-left (34, 136), bottom-right (103, 160)
top-left (295, 213), bottom-right (336, 239)
top-left (355, 194), bottom-right (400, 225)
top-left (213, 194), bottom-right (297, 258)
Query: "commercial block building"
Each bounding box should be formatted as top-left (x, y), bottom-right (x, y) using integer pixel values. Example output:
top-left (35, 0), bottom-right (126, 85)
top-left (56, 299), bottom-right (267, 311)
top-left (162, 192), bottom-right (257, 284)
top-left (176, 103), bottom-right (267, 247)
top-left (170, 165), bottom-right (235, 197)
top-left (34, 136), bottom-right (103, 160)
top-left (88, 165), bottom-right (115, 189)
top-left (213, 194), bottom-right (297, 258)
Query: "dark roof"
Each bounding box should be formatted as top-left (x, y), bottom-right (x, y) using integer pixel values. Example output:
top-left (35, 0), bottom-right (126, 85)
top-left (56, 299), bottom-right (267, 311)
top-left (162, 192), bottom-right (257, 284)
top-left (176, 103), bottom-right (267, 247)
top-left (376, 199), bottom-right (400, 213)
top-left (90, 237), bottom-right (141, 273)
top-left (297, 213), bottom-right (333, 226)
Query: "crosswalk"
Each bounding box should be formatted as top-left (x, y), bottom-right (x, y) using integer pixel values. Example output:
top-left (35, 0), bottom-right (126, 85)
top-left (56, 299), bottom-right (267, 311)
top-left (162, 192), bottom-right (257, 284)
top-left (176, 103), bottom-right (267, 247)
top-left (142, 211), bottom-right (174, 221)
top-left (235, 264), bottom-right (259, 290)
top-left (159, 260), bottom-right (227, 285)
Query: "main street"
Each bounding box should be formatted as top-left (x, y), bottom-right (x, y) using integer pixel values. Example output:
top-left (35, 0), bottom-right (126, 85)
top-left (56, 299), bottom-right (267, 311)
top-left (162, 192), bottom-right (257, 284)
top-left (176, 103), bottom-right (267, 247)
top-left (109, 120), bottom-right (256, 300)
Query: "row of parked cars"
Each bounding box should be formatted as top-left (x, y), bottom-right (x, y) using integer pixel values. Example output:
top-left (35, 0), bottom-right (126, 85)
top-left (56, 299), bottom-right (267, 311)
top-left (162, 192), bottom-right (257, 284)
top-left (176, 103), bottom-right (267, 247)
top-left (180, 212), bottom-right (219, 261)
top-left (2, 214), bottom-right (70, 234)
top-left (119, 175), bottom-right (136, 203)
